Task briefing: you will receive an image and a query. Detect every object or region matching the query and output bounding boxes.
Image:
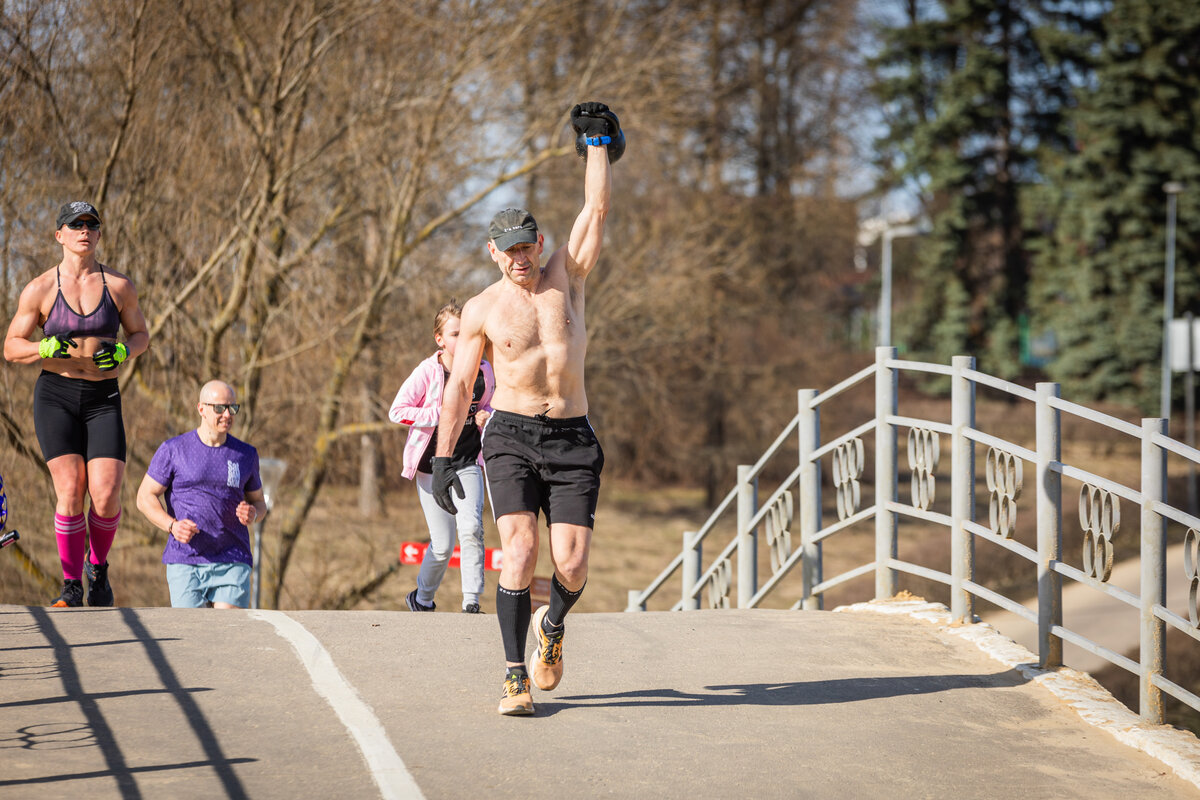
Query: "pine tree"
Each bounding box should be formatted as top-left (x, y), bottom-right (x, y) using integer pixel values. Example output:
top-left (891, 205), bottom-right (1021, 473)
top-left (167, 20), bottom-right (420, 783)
top-left (872, 0), bottom-right (1100, 377)
top-left (1031, 0), bottom-right (1200, 410)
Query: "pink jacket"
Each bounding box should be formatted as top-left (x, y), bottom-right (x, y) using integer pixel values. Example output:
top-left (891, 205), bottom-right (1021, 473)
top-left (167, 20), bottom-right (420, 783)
top-left (389, 352), bottom-right (495, 480)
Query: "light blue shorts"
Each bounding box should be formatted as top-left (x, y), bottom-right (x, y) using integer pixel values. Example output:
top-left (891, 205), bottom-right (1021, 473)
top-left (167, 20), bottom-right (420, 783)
top-left (165, 562), bottom-right (251, 608)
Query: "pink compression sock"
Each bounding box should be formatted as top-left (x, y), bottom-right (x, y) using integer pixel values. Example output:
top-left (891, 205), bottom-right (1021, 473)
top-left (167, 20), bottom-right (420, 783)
top-left (87, 507), bottom-right (121, 565)
top-left (55, 512), bottom-right (87, 580)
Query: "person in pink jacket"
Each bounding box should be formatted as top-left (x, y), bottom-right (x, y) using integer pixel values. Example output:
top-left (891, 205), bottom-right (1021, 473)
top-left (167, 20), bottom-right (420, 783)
top-left (389, 301), bottom-right (495, 613)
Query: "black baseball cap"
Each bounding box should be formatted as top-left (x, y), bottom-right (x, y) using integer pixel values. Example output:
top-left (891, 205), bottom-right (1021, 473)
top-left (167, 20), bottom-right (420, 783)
top-left (488, 208), bottom-right (538, 251)
top-left (56, 201), bottom-right (102, 228)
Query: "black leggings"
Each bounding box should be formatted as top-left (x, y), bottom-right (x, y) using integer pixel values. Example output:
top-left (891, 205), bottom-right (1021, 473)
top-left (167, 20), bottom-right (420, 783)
top-left (33, 371), bottom-right (126, 462)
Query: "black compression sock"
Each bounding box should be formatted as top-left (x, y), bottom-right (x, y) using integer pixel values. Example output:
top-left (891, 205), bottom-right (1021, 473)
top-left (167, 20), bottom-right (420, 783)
top-left (496, 584), bottom-right (531, 664)
top-left (546, 574), bottom-right (584, 629)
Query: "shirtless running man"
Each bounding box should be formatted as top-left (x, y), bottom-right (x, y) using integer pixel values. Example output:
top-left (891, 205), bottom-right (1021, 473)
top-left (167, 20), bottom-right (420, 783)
top-left (432, 101), bottom-right (623, 715)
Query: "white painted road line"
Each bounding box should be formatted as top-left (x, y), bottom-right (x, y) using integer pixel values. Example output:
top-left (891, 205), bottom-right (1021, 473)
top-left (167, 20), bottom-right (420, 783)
top-left (251, 610), bottom-right (424, 800)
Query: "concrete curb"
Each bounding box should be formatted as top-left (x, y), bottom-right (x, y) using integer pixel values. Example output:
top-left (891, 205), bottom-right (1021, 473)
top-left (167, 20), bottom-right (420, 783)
top-left (836, 597), bottom-right (1200, 790)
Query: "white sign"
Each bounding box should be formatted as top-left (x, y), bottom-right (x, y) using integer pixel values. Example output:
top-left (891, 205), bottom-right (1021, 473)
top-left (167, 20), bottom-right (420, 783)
top-left (1169, 318), bottom-right (1200, 372)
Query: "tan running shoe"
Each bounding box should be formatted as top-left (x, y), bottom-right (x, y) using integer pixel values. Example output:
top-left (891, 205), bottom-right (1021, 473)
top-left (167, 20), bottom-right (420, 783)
top-left (530, 604), bottom-right (564, 691)
top-left (498, 672), bottom-right (534, 716)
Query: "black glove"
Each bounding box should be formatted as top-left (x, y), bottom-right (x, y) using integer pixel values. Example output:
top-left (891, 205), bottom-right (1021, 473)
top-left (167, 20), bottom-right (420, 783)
top-left (38, 334), bottom-right (77, 359)
top-left (431, 457), bottom-right (464, 515)
top-left (571, 102), bottom-right (626, 163)
top-left (92, 341), bottom-right (128, 371)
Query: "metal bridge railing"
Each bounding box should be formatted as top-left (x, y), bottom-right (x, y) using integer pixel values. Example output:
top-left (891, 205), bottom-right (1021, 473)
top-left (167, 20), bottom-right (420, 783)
top-left (626, 346), bottom-right (1200, 725)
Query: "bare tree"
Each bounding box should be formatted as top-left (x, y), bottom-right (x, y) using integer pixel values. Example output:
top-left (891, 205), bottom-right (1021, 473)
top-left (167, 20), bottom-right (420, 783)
top-left (0, 0), bottom-right (874, 608)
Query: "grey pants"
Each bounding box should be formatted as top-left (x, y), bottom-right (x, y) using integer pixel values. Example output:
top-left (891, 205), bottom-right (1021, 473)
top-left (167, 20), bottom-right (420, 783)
top-left (414, 464), bottom-right (485, 608)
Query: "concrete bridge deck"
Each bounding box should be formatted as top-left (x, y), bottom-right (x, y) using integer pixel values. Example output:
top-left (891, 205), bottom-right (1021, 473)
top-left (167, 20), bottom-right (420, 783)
top-left (2, 600), bottom-right (1198, 799)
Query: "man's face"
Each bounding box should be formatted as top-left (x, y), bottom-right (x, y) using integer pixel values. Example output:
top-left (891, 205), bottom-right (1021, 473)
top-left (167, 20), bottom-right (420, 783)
top-left (489, 237), bottom-right (543, 286)
top-left (198, 388), bottom-right (239, 435)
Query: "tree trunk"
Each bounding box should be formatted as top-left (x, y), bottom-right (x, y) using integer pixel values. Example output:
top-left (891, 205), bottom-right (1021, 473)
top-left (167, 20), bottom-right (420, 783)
top-left (358, 356), bottom-right (385, 519)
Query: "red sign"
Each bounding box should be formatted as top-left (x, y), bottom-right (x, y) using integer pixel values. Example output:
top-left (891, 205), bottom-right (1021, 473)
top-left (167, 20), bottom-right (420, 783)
top-left (399, 542), bottom-right (503, 571)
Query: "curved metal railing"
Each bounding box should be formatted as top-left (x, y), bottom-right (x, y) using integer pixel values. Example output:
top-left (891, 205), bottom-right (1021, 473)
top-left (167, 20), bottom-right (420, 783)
top-left (626, 347), bottom-right (1200, 725)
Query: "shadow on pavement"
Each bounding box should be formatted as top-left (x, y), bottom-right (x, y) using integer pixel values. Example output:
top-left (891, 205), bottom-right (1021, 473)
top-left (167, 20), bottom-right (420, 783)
top-left (546, 671), bottom-right (1028, 714)
top-left (0, 607), bottom-right (255, 799)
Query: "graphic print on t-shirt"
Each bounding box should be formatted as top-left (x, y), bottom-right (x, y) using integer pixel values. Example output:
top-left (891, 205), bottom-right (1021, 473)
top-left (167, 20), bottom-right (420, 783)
top-left (227, 460), bottom-right (240, 488)
top-left (467, 370), bottom-right (485, 417)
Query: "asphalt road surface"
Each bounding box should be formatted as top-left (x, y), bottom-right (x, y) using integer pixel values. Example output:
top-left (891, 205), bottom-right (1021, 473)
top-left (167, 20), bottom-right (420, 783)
top-left (2, 604), bottom-right (1198, 799)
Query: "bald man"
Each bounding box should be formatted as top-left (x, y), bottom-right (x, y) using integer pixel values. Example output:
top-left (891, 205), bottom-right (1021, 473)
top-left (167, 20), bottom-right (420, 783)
top-left (136, 380), bottom-right (266, 608)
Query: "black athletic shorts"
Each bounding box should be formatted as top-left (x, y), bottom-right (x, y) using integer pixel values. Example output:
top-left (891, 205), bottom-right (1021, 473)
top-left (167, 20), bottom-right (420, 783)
top-left (481, 410), bottom-right (604, 528)
top-left (33, 371), bottom-right (127, 462)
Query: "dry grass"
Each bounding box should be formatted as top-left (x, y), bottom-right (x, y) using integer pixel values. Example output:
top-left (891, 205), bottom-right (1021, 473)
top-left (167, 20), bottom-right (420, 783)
top-left (289, 481), bottom-right (724, 614)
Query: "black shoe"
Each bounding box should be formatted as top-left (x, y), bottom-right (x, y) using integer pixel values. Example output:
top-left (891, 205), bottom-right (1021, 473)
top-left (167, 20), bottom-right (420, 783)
top-left (405, 589), bottom-right (435, 612)
top-left (85, 560), bottom-right (114, 607)
top-left (462, 603), bottom-right (482, 614)
top-left (51, 579), bottom-right (84, 608)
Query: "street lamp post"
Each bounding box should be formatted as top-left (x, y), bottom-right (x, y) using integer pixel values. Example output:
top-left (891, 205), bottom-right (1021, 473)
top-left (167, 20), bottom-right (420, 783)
top-left (878, 224), bottom-right (923, 348)
top-left (251, 458), bottom-right (288, 609)
top-left (1188, 311), bottom-right (1197, 514)
top-left (858, 216), bottom-right (928, 348)
top-left (1162, 181), bottom-right (1185, 421)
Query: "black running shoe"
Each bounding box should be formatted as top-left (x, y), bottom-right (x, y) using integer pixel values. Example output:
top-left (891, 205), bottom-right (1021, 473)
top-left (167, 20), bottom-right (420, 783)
top-left (405, 589), bottom-right (435, 612)
top-left (462, 603), bottom-right (482, 614)
top-left (85, 560), bottom-right (114, 607)
top-left (51, 579), bottom-right (84, 608)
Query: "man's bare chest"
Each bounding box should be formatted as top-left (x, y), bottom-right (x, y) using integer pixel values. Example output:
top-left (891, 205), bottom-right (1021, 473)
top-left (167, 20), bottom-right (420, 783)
top-left (488, 291), bottom-right (583, 355)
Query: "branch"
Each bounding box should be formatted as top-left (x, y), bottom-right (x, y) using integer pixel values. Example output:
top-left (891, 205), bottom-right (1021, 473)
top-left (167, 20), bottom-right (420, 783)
top-left (2, 11), bottom-right (86, 186)
top-left (4, 542), bottom-right (57, 595)
top-left (328, 561), bottom-right (400, 610)
top-left (0, 405), bottom-right (50, 481)
top-left (97, 0), bottom-right (164, 206)
top-left (117, 212), bottom-right (250, 394)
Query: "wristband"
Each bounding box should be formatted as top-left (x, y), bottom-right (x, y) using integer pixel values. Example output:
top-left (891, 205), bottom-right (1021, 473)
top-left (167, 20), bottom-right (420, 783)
top-left (92, 341), bottom-right (128, 371)
top-left (585, 135), bottom-right (612, 146)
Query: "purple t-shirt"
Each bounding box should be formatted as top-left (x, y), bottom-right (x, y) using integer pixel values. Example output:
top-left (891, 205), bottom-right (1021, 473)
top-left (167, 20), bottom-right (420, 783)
top-left (147, 430), bottom-right (262, 566)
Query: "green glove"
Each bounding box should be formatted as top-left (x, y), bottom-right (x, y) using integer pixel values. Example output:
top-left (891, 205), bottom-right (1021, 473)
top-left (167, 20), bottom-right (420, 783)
top-left (38, 335), bottom-right (77, 359)
top-left (92, 341), bottom-right (128, 371)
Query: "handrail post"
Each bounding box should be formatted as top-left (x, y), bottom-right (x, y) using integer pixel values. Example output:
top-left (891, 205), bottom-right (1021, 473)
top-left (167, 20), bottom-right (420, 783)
top-left (1036, 382), bottom-right (1063, 668)
top-left (737, 464), bottom-right (758, 607)
top-left (799, 389), bottom-right (822, 610)
top-left (1140, 417), bottom-right (1167, 723)
top-left (626, 589), bottom-right (645, 612)
top-left (875, 346), bottom-right (898, 599)
top-left (682, 530), bottom-right (701, 611)
top-left (950, 356), bottom-right (976, 622)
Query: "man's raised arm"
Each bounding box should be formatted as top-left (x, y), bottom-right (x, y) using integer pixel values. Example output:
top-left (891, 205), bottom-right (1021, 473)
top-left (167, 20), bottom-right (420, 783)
top-left (566, 102), bottom-right (620, 278)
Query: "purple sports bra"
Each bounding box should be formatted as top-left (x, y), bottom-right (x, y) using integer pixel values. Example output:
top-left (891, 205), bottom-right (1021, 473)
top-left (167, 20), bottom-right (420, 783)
top-left (42, 265), bottom-right (121, 340)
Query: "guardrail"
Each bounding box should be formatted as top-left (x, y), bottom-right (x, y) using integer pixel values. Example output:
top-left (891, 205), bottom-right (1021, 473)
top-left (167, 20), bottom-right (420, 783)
top-left (626, 347), bottom-right (1200, 725)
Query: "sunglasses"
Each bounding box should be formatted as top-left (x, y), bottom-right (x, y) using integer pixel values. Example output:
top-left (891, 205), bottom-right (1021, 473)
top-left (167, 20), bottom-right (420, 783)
top-left (65, 219), bottom-right (101, 231)
top-left (204, 403), bottom-right (241, 415)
